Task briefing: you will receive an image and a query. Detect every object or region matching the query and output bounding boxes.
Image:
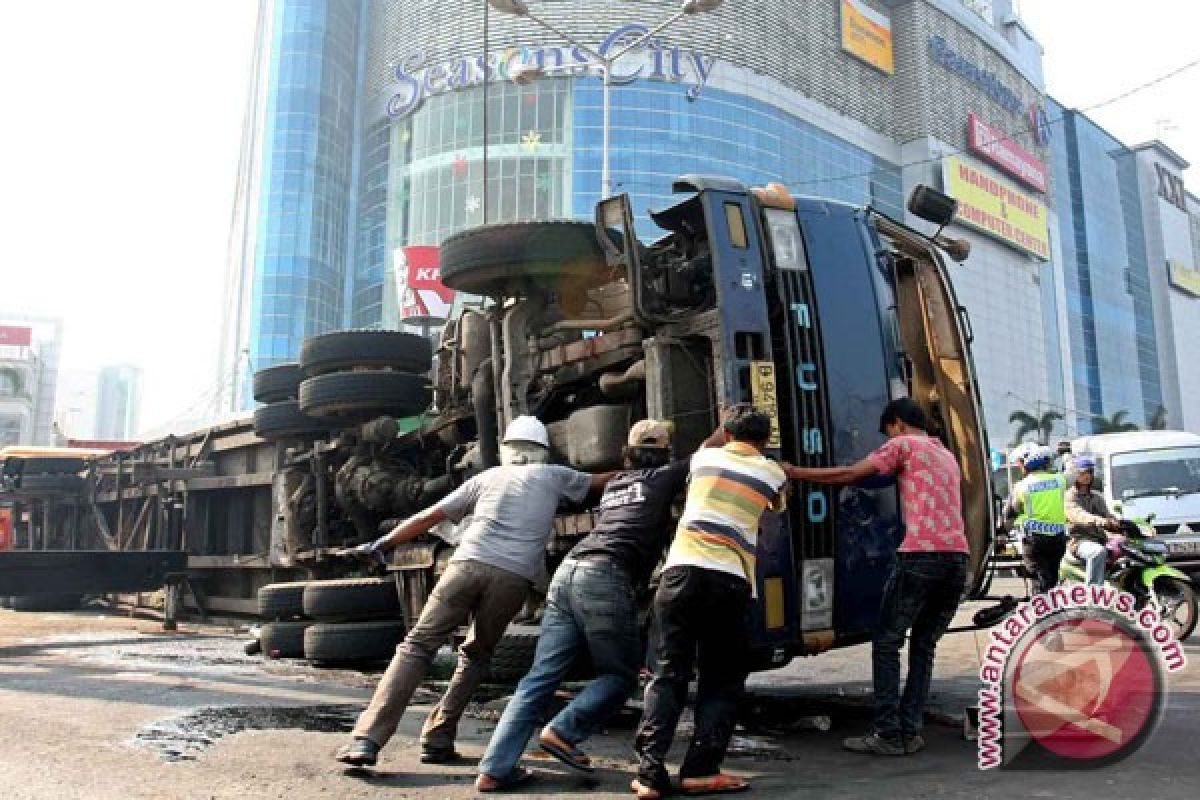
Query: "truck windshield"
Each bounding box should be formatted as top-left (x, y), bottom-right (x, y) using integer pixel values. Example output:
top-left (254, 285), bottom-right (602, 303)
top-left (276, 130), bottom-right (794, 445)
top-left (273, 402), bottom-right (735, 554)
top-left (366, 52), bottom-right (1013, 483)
top-left (1112, 447), bottom-right (1200, 499)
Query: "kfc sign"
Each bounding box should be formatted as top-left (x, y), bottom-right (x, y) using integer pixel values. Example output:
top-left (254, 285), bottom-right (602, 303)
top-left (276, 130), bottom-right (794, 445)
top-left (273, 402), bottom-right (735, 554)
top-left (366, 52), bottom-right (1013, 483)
top-left (0, 326), bottom-right (32, 347)
top-left (967, 114), bottom-right (1047, 193)
top-left (395, 246), bottom-right (455, 320)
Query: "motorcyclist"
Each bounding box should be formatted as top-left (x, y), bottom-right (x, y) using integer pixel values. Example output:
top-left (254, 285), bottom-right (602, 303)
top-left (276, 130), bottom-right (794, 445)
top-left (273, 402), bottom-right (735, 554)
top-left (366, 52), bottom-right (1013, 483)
top-left (1064, 457), bottom-right (1122, 586)
top-left (1005, 445), bottom-right (1069, 594)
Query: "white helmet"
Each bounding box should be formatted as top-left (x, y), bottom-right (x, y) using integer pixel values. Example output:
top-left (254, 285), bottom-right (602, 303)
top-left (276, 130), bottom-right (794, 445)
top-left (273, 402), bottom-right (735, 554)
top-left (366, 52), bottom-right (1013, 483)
top-left (1008, 442), bottom-right (1035, 466)
top-left (502, 415), bottom-right (549, 449)
top-left (1024, 445), bottom-right (1055, 471)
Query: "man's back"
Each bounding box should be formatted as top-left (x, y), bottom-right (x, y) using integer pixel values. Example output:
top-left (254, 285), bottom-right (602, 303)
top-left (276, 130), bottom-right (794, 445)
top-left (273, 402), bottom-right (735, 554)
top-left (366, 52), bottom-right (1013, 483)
top-left (665, 442), bottom-right (787, 587)
top-left (438, 464), bottom-right (591, 581)
top-left (571, 460), bottom-right (690, 588)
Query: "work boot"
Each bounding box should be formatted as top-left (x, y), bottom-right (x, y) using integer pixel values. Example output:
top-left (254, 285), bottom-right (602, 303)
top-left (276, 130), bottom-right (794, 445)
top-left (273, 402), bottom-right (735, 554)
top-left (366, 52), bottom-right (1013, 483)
top-left (842, 733), bottom-right (906, 756)
top-left (903, 734), bottom-right (926, 754)
top-left (335, 737), bottom-right (380, 767)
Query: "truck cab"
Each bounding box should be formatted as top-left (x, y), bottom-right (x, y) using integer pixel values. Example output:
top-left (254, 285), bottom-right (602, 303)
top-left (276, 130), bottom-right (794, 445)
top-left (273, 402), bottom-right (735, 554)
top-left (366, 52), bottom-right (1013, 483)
top-left (576, 176), bottom-right (994, 664)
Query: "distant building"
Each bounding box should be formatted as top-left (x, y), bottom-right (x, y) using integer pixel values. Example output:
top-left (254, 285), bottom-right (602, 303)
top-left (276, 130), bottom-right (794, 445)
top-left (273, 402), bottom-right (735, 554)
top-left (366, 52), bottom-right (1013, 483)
top-left (0, 315), bottom-right (63, 447)
top-left (94, 365), bottom-right (143, 441)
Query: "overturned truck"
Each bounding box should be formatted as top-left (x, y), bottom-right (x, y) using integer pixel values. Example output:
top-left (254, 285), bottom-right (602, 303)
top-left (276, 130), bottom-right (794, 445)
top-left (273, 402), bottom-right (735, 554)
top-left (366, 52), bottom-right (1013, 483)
top-left (1, 176), bottom-right (995, 669)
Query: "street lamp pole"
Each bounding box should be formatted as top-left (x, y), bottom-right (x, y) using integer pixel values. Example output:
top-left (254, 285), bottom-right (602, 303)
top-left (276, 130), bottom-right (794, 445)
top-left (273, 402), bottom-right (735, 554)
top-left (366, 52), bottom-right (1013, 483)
top-left (490, 0), bottom-right (723, 199)
top-left (600, 63), bottom-right (611, 196)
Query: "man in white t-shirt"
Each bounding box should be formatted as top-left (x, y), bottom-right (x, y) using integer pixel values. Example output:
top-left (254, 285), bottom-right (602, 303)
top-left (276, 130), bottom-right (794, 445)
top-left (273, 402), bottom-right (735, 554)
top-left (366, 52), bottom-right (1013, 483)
top-left (334, 416), bottom-right (613, 768)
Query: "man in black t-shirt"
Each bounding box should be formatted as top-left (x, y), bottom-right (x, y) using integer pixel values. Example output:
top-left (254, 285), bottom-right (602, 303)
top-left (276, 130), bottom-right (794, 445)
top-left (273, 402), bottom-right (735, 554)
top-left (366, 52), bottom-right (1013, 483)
top-left (475, 420), bottom-right (695, 791)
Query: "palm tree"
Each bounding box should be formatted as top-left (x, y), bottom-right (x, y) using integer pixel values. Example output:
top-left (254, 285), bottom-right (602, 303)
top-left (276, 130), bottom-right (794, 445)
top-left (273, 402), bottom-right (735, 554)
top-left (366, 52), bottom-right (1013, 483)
top-left (1093, 409), bottom-right (1140, 434)
top-left (1008, 409), bottom-right (1063, 447)
top-left (1149, 405), bottom-right (1168, 430)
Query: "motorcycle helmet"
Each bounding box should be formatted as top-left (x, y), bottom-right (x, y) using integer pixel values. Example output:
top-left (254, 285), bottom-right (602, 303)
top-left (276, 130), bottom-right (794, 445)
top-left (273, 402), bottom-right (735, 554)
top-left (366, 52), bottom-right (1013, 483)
top-left (1023, 445), bottom-right (1054, 471)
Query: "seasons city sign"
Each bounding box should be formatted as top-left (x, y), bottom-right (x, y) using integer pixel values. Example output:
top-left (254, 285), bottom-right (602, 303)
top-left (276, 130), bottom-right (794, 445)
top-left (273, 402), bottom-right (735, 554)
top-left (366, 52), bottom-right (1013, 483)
top-left (386, 24), bottom-right (719, 120)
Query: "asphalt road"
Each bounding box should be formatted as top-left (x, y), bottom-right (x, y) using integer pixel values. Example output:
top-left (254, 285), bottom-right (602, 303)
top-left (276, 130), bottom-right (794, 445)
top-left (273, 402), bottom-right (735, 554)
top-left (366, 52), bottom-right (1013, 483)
top-left (2, 581), bottom-right (1199, 800)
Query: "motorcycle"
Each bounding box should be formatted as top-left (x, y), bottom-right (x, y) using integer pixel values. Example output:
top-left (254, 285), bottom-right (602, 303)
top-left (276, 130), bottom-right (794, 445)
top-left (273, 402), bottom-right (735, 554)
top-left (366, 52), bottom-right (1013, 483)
top-left (1060, 514), bottom-right (1198, 641)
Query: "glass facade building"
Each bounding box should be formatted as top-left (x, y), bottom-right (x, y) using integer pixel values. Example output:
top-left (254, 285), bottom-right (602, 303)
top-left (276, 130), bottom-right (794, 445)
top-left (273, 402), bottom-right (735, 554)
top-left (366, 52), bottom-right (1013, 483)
top-left (221, 0), bottom-right (1194, 436)
top-left (1048, 99), bottom-right (1162, 431)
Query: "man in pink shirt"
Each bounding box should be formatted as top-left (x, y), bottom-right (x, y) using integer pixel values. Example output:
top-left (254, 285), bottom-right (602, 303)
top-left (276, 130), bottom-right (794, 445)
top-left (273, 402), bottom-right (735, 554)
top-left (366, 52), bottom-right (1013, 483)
top-left (785, 398), bottom-right (968, 757)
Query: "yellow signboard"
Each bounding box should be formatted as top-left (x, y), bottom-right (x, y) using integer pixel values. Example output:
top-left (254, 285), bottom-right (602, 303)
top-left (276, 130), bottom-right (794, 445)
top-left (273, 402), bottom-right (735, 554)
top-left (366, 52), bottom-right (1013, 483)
top-left (841, 0), bottom-right (895, 75)
top-left (1169, 259), bottom-right (1200, 297)
top-left (943, 155), bottom-right (1050, 260)
top-left (749, 361), bottom-right (782, 450)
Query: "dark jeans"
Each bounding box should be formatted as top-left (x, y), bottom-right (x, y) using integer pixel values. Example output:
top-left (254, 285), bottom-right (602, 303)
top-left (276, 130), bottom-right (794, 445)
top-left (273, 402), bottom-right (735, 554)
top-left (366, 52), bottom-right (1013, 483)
top-left (872, 552), bottom-right (967, 742)
top-left (635, 565), bottom-right (751, 791)
top-left (1022, 533), bottom-right (1067, 595)
top-left (478, 557), bottom-right (640, 779)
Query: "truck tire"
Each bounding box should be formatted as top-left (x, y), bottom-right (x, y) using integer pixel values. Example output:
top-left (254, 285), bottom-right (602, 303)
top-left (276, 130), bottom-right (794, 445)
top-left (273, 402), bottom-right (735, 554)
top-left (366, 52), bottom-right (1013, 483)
top-left (260, 620), bottom-right (313, 659)
top-left (17, 474), bottom-right (85, 492)
top-left (7, 594), bottom-right (82, 612)
top-left (253, 363), bottom-right (302, 403)
top-left (302, 577), bottom-right (402, 622)
top-left (298, 371), bottom-right (430, 420)
top-left (304, 620), bottom-right (406, 664)
top-left (257, 581), bottom-right (311, 620)
top-left (440, 221), bottom-right (609, 297)
top-left (252, 401), bottom-right (332, 441)
top-left (300, 330), bottom-right (433, 377)
top-left (485, 624), bottom-right (540, 684)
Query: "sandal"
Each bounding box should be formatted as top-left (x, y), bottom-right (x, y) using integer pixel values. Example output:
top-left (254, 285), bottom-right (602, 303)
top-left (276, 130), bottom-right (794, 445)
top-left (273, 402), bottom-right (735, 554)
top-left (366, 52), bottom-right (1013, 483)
top-left (539, 728), bottom-right (594, 773)
top-left (631, 778), bottom-right (665, 800)
top-left (679, 773), bottom-right (749, 795)
top-left (477, 766), bottom-right (536, 793)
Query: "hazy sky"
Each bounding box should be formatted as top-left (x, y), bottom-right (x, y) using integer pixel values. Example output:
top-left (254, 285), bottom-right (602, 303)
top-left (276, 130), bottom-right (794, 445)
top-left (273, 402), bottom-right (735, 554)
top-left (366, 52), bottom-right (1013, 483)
top-left (2, 1), bottom-right (1197, 435)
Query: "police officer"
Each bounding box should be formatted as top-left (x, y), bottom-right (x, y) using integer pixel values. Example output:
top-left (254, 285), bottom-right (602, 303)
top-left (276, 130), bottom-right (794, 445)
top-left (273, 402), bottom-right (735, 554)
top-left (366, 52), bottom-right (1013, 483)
top-left (1005, 445), bottom-right (1068, 594)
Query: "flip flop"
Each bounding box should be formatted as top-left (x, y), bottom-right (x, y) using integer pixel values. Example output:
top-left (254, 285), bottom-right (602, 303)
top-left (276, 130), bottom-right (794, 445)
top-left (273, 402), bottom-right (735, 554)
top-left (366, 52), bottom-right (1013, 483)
top-left (477, 766), bottom-right (536, 793)
top-left (538, 732), bottom-right (595, 773)
top-left (679, 774), bottom-right (750, 795)
top-left (631, 778), bottom-right (665, 800)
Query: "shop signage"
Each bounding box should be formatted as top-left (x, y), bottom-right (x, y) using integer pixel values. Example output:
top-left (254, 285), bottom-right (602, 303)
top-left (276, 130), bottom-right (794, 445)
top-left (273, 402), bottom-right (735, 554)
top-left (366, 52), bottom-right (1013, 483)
top-left (386, 24), bottom-right (718, 120)
top-left (1168, 259), bottom-right (1200, 298)
top-left (929, 35), bottom-right (1023, 115)
top-left (967, 113), bottom-right (1047, 193)
top-left (395, 246), bottom-right (455, 320)
top-left (840, 0), bottom-right (894, 75)
top-left (1156, 164), bottom-right (1188, 212)
top-left (0, 325), bottom-right (32, 347)
top-left (942, 155), bottom-right (1049, 259)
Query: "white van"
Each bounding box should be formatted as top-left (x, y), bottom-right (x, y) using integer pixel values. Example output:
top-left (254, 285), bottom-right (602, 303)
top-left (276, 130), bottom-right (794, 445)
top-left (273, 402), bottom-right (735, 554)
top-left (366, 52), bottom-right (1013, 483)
top-left (1071, 431), bottom-right (1200, 573)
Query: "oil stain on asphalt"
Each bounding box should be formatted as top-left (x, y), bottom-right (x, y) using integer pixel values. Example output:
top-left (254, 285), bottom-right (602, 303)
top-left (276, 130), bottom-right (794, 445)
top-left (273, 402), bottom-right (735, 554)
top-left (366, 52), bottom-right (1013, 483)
top-left (134, 704), bottom-right (360, 761)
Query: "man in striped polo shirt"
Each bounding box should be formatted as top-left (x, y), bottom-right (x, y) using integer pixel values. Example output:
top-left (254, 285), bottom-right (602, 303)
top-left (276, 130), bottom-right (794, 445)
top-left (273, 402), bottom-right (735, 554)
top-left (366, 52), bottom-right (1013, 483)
top-left (632, 406), bottom-right (788, 799)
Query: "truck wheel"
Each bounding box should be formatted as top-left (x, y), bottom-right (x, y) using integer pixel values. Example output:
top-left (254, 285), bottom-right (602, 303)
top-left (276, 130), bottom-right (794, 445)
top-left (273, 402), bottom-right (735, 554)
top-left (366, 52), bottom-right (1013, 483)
top-left (485, 624), bottom-right (540, 684)
top-left (300, 330), bottom-right (433, 377)
top-left (252, 401), bottom-right (332, 441)
top-left (260, 620), bottom-right (313, 659)
top-left (302, 577), bottom-right (403, 622)
top-left (7, 594), bottom-right (82, 612)
top-left (440, 221), bottom-right (609, 297)
top-left (253, 363), bottom-right (302, 403)
top-left (257, 581), bottom-right (311, 620)
top-left (17, 474), bottom-right (85, 492)
top-left (298, 371), bottom-right (430, 421)
top-left (304, 620), bottom-right (406, 664)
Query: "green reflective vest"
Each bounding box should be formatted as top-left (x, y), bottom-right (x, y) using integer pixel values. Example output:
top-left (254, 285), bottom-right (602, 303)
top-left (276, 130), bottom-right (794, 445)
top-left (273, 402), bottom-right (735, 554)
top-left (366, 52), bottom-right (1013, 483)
top-left (1015, 471), bottom-right (1068, 536)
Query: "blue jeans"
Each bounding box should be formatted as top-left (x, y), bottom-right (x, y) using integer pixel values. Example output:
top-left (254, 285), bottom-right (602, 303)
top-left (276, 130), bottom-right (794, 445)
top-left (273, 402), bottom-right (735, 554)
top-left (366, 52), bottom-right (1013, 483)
top-left (478, 558), bottom-right (640, 779)
top-left (872, 552), bottom-right (967, 741)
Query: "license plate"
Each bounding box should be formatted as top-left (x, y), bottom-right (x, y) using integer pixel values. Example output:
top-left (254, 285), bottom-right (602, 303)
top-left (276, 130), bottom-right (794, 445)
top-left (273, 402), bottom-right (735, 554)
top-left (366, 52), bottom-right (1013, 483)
top-left (1167, 540), bottom-right (1200, 555)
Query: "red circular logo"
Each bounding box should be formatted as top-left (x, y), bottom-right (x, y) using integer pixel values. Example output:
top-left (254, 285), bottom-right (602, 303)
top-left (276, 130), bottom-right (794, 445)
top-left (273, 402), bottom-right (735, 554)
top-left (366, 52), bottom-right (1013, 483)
top-left (1011, 614), bottom-right (1162, 762)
